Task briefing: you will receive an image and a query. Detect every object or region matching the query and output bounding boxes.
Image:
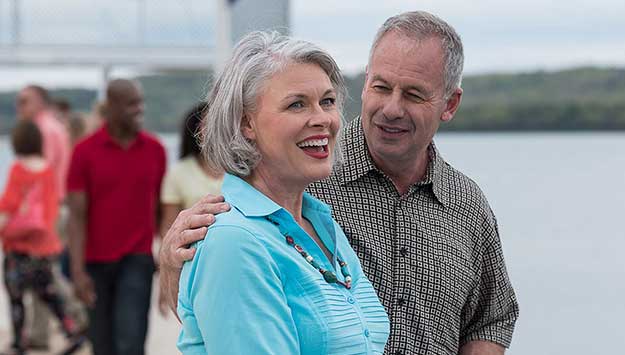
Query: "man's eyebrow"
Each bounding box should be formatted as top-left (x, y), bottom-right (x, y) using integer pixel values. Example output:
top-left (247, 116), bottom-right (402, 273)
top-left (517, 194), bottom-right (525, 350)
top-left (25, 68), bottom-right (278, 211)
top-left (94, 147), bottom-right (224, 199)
top-left (370, 74), bottom-right (388, 84)
top-left (371, 74), bottom-right (426, 93)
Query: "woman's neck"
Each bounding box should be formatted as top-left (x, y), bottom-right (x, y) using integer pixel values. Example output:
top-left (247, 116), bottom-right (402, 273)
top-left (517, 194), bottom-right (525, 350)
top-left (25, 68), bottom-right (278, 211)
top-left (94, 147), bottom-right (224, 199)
top-left (244, 169), bottom-right (306, 223)
top-left (194, 155), bottom-right (223, 179)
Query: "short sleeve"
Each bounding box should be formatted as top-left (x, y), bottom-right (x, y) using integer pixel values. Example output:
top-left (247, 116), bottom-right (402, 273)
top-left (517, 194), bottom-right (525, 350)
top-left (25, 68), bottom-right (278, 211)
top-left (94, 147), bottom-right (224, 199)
top-left (459, 210), bottom-right (519, 347)
top-left (66, 144), bottom-right (88, 193)
top-left (0, 164), bottom-right (22, 213)
top-left (177, 225), bottom-right (300, 354)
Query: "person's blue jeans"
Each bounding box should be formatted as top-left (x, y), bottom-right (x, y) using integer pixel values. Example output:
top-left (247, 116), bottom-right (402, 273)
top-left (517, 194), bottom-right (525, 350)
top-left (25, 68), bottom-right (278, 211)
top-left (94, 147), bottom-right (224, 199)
top-left (86, 254), bottom-right (154, 355)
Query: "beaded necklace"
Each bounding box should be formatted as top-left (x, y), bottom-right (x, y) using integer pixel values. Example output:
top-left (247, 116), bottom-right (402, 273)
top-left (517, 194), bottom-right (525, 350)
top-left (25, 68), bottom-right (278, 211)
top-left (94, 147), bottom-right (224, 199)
top-left (266, 216), bottom-right (352, 289)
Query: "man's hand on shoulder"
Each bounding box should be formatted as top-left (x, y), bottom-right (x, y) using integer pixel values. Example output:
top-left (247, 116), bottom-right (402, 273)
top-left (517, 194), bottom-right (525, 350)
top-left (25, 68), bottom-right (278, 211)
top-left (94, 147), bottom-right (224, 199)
top-left (158, 193), bottom-right (230, 316)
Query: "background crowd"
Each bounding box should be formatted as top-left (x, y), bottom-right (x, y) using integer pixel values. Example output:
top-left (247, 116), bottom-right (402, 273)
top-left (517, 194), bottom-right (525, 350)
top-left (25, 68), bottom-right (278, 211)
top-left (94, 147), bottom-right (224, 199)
top-left (0, 82), bottom-right (221, 354)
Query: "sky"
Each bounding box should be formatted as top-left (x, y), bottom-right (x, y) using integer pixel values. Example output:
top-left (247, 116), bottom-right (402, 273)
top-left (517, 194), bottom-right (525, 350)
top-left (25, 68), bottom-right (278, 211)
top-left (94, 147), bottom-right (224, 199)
top-left (0, 0), bottom-right (624, 91)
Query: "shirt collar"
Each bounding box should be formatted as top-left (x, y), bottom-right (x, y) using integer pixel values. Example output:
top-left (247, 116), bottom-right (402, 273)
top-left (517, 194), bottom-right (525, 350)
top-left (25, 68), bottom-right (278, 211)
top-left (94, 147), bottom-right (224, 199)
top-left (420, 143), bottom-right (451, 207)
top-left (335, 116), bottom-right (451, 207)
top-left (221, 173), bottom-right (333, 218)
top-left (95, 124), bottom-right (146, 149)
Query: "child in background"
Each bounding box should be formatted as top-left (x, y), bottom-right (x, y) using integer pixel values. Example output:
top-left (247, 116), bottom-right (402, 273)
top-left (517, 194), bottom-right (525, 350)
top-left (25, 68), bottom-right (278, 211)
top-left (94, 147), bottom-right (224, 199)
top-left (0, 120), bottom-right (84, 355)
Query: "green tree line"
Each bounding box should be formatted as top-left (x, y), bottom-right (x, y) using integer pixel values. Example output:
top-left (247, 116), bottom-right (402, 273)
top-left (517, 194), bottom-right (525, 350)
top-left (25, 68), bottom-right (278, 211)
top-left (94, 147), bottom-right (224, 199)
top-left (1, 66), bottom-right (624, 134)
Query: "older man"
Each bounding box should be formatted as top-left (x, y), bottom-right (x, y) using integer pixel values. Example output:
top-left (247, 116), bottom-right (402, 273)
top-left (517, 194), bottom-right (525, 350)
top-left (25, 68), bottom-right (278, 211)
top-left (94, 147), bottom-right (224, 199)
top-left (160, 11), bottom-right (519, 355)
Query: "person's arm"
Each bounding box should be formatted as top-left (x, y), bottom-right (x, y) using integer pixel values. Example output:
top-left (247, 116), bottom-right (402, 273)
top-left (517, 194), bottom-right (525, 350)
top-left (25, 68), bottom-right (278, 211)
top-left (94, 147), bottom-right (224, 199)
top-left (154, 144), bottom-right (167, 234)
top-left (177, 225), bottom-right (299, 354)
top-left (157, 202), bottom-right (183, 316)
top-left (460, 340), bottom-right (505, 355)
top-left (459, 209), bottom-right (519, 350)
top-left (67, 191), bottom-right (95, 306)
top-left (65, 144), bottom-right (95, 306)
top-left (0, 165), bottom-right (20, 231)
top-left (44, 119), bottom-right (71, 201)
top-left (158, 194), bottom-right (230, 317)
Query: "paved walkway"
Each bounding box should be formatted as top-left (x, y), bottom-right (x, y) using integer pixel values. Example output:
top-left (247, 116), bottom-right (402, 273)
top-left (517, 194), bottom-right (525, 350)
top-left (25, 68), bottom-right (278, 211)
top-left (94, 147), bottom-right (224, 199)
top-left (0, 256), bottom-right (181, 354)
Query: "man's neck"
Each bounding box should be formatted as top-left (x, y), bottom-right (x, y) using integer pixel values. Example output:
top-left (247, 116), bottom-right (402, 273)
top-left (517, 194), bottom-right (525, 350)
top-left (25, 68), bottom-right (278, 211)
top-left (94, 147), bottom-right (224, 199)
top-left (370, 147), bottom-right (430, 196)
top-left (107, 125), bottom-right (137, 148)
top-left (32, 109), bottom-right (51, 122)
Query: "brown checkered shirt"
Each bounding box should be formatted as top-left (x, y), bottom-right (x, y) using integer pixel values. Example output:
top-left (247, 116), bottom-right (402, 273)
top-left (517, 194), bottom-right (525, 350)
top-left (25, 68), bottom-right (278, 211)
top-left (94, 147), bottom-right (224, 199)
top-left (307, 117), bottom-right (519, 355)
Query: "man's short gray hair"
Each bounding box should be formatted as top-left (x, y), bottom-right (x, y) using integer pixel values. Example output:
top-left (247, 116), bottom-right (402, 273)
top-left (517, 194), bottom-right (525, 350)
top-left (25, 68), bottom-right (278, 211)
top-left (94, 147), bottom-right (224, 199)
top-left (369, 11), bottom-right (464, 97)
top-left (200, 31), bottom-right (346, 177)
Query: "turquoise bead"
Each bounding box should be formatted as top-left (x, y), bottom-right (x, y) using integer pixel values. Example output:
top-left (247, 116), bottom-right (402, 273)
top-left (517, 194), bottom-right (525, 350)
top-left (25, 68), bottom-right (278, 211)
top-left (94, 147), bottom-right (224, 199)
top-left (323, 271), bottom-right (338, 283)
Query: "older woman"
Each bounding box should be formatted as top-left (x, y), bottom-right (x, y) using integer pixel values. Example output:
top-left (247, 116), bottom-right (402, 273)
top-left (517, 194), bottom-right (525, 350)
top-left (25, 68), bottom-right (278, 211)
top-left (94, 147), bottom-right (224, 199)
top-left (177, 32), bottom-right (389, 354)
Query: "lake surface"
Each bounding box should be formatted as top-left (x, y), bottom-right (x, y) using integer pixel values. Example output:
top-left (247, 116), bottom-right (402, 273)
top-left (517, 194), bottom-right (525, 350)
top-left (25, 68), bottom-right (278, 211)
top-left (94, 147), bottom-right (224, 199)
top-left (1, 132), bottom-right (623, 354)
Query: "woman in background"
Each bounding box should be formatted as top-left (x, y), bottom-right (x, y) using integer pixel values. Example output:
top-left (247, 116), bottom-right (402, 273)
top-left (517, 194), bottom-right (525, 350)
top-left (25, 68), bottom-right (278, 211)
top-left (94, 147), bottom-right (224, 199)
top-left (0, 120), bottom-right (84, 355)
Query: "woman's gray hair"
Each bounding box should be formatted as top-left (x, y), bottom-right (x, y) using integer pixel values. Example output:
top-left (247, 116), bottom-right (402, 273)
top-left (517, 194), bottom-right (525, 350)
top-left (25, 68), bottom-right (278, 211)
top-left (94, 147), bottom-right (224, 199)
top-left (369, 11), bottom-right (464, 98)
top-left (200, 31), bottom-right (347, 177)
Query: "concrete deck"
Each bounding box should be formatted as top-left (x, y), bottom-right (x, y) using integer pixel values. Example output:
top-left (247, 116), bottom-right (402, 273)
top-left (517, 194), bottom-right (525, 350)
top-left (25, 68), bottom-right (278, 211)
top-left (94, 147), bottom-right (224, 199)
top-left (0, 255), bottom-right (181, 354)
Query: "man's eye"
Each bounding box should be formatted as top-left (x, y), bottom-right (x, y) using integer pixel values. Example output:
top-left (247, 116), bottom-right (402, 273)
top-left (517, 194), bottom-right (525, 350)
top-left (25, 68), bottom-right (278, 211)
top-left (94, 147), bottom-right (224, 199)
top-left (373, 85), bottom-right (390, 92)
top-left (406, 93), bottom-right (424, 102)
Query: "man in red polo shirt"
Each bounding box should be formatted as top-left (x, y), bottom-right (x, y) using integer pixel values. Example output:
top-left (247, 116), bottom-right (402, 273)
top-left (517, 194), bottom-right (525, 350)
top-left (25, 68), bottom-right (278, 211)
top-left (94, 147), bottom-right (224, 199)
top-left (67, 79), bottom-right (166, 355)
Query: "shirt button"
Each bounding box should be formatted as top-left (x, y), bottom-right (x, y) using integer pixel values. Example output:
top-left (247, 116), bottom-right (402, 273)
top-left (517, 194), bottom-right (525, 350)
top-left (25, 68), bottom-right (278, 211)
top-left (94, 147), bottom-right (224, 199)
top-left (347, 296), bottom-right (355, 304)
top-left (394, 351), bottom-right (403, 355)
top-left (399, 247), bottom-right (408, 257)
top-left (364, 329), bottom-right (370, 337)
top-left (396, 297), bottom-right (405, 306)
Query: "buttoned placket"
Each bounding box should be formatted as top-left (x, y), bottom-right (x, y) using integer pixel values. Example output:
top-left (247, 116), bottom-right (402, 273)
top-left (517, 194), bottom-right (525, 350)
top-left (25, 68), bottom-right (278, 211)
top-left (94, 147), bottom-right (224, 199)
top-left (392, 185), bottom-right (425, 355)
top-left (266, 213), bottom-right (376, 351)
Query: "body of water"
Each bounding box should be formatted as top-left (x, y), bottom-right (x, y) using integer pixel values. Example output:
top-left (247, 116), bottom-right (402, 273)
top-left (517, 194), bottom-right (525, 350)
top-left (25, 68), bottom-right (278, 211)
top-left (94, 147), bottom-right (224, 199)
top-left (1, 132), bottom-right (623, 354)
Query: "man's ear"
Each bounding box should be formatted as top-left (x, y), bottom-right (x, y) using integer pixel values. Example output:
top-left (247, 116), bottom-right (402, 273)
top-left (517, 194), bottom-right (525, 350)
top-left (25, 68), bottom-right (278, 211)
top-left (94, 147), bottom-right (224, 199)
top-left (240, 114), bottom-right (256, 140)
top-left (441, 87), bottom-right (463, 122)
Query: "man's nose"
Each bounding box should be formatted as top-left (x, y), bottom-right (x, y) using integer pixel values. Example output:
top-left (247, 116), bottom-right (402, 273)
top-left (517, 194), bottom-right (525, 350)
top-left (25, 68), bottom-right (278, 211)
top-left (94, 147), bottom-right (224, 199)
top-left (381, 90), bottom-right (405, 120)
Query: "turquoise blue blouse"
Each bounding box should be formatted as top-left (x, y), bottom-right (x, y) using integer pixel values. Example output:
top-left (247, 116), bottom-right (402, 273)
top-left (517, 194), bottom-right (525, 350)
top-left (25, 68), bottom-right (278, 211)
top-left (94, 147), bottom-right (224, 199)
top-left (177, 174), bottom-right (389, 354)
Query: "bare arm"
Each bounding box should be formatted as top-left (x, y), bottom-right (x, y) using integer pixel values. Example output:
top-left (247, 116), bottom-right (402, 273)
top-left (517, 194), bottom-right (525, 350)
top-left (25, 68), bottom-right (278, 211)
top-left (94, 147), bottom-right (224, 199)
top-left (158, 194), bottom-right (230, 318)
top-left (459, 340), bottom-right (505, 355)
top-left (67, 191), bottom-right (96, 307)
top-left (156, 203), bottom-right (183, 316)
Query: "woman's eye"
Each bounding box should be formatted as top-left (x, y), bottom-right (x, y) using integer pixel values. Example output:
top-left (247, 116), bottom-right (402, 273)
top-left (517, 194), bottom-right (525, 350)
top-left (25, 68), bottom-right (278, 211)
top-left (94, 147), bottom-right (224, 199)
top-left (288, 101), bottom-right (305, 109)
top-left (320, 97), bottom-right (336, 107)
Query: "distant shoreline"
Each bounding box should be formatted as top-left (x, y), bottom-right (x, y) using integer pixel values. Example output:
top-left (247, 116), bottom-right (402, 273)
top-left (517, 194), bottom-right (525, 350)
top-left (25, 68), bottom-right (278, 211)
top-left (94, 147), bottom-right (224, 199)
top-left (2, 66), bottom-right (624, 133)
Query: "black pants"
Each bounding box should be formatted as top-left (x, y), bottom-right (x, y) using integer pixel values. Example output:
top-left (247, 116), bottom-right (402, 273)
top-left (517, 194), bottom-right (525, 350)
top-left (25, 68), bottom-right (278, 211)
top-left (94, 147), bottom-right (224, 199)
top-left (86, 254), bottom-right (155, 355)
top-left (3, 252), bottom-right (75, 350)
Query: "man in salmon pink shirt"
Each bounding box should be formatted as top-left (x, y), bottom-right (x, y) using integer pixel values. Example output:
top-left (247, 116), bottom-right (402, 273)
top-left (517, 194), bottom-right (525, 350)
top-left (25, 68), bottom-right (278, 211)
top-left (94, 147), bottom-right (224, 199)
top-left (16, 85), bottom-right (70, 200)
